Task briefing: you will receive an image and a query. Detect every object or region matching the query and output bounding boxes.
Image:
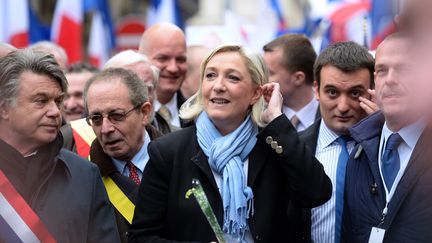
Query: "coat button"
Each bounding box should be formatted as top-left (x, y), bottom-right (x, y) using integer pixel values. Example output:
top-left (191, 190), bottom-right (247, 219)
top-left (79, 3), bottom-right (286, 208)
top-left (271, 141), bottom-right (278, 149)
top-left (255, 235), bottom-right (261, 241)
top-left (275, 146), bottom-right (283, 154)
top-left (265, 136), bottom-right (273, 144)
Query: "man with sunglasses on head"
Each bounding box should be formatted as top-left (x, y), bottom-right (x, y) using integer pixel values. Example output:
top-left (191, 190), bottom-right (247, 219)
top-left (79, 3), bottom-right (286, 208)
top-left (83, 68), bottom-right (161, 243)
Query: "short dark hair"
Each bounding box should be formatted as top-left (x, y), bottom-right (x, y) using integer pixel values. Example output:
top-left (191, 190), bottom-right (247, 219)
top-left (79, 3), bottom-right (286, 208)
top-left (67, 62), bottom-right (99, 74)
top-left (314, 41), bottom-right (375, 88)
top-left (83, 68), bottom-right (148, 114)
top-left (263, 34), bottom-right (317, 85)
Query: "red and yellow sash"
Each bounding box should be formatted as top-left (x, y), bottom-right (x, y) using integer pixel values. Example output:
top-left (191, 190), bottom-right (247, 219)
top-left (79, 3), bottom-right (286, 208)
top-left (70, 118), bottom-right (96, 159)
top-left (0, 170), bottom-right (57, 242)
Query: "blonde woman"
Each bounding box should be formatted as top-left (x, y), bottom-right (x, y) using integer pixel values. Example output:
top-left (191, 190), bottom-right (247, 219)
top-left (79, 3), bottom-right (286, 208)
top-left (128, 45), bottom-right (331, 243)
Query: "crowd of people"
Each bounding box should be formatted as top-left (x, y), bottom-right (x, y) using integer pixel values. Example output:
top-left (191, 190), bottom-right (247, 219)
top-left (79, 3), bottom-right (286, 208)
top-left (0, 1), bottom-right (432, 242)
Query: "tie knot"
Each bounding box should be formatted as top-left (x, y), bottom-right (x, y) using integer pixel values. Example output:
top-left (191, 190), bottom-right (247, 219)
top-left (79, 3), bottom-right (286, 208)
top-left (158, 105), bottom-right (172, 122)
top-left (337, 135), bottom-right (352, 146)
top-left (386, 133), bottom-right (403, 151)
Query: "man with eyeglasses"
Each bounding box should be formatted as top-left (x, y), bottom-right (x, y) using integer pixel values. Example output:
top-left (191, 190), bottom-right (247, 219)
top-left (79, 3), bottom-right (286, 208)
top-left (83, 67), bottom-right (161, 243)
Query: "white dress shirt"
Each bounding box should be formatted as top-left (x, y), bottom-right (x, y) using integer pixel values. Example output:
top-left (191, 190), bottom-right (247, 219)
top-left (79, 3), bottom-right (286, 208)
top-left (111, 130), bottom-right (151, 180)
top-left (378, 120), bottom-right (425, 203)
top-left (154, 93), bottom-right (180, 128)
top-left (311, 121), bottom-right (355, 243)
top-left (283, 98), bottom-right (319, 132)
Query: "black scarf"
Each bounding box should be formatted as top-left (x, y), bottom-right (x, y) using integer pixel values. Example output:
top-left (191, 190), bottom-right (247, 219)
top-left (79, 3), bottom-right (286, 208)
top-left (0, 134), bottom-right (63, 204)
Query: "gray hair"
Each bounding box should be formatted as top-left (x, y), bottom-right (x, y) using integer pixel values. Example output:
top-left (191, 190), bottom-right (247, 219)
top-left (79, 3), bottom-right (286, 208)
top-left (30, 41), bottom-right (68, 67)
top-left (0, 48), bottom-right (68, 108)
top-left (83, 68), bottom-right (149, 113)
top-left (104, 50), bottom-right (160, 89)
top-left (179, 44), bottom-right (269, 127)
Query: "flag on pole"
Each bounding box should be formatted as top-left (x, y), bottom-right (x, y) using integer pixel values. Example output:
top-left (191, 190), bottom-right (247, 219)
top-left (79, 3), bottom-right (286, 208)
top-left (51, 0), bottom-right (83, 64)
top-left (0, 0), bottom-right (29, 48)
top-left (88, 12), bottom-right (109, 68)
top-left (86, 0), bottom-right (115, 68)
top-left (146, 0), bottom-right (183, 28)
top-left (329, 1), bottom-right (370, 45)
top-left (370, 0), bottom-right (396, 49)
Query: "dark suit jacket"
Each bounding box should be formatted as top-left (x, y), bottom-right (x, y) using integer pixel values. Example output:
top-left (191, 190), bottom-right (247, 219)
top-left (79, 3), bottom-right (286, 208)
top-left (286, 120), bottom-right (321, 242)
top-left (90, 125), bottom-right (162, 243)
top-left (128, 115), bottom-right (332, 243)
top-left (342, 113), bottom-right (432, 242)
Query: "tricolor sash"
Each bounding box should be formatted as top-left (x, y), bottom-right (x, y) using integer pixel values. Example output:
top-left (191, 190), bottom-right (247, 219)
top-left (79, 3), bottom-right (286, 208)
top-left (0, 170), bottom-right (57, 243)
top-left (102, 176), bottom-right (135, 224)
top-left (70, 118), bottom-right (96, 159)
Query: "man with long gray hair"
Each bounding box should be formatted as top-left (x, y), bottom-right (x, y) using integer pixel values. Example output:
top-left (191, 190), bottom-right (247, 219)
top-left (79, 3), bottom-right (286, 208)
top-left (0, 49), bottom-right (120, 242)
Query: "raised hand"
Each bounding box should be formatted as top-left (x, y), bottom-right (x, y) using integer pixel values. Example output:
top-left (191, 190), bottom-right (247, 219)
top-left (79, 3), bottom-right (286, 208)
top-left (261, 82), bottom-right (283, 124)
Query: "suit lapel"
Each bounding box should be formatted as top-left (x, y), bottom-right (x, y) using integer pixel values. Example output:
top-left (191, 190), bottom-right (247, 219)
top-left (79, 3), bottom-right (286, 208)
top-left (190, 148), bottom-right (219, 193)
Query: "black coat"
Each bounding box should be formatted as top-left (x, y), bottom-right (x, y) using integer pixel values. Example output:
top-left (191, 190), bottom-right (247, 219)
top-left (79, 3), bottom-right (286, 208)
top-left (286, 120), bottom-right (321, 242)
top-left (128, 115), bottom-right (332, 243)
top-left (342, 112), bottom-right (432, 242)
top-left (90, 125), bottom-right (162, 243)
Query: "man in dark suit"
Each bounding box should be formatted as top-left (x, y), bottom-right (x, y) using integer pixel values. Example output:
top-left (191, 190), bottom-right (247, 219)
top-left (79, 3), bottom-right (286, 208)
top-left (263, 34), bottom-right (320, 131)
top-left (84, 68), bottom-right (161, 242)
top-left (138, 23), bottom-right (192, 129)
top-left (343, 33), bottom-right (432, 242)
top-left (291, 41), bottom-right (375, 242)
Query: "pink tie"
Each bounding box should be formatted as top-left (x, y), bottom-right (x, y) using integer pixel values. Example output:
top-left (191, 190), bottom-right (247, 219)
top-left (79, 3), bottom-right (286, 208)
top-left (127, 161), bottom-right (141, 185)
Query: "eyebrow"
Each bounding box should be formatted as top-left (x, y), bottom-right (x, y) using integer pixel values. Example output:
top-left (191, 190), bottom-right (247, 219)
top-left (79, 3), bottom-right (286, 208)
top-left (323, 84), bottom-right (366, 90)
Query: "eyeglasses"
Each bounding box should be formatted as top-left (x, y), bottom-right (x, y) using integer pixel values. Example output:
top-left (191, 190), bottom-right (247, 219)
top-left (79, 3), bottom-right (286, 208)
top-left (86, 104), bottom-right (141, 126)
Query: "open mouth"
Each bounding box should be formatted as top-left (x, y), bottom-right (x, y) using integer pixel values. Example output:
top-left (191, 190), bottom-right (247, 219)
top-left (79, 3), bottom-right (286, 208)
top-left (210, 98), bottom-right (230, 104)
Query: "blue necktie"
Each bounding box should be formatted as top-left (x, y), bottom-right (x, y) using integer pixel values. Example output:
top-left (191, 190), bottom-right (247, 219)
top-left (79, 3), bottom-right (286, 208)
top-left (381, 133), bottom-right (403, 191)
top-left (335, 136), bottom-right (350, 243)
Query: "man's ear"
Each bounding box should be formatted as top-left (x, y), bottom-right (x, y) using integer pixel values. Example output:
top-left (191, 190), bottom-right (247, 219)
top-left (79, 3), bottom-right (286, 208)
top-left (293, 71), bottom-right (306, 86)
top-left (0, 103), bottom-right (10, 120)
top-left (313, 81), bottom-right (320, 101)
top-left (140, 102), bottom-right (153, 126)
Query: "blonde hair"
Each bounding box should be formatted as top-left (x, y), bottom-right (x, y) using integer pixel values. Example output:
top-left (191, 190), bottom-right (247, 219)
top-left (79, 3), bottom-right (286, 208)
top-left (179, 44), bottom-right (269, 127)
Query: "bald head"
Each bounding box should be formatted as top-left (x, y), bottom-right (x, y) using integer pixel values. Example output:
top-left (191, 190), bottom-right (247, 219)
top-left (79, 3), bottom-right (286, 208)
top-left (138, 23), bottom-right (187, 105)
top-left (139, 23), bottom-right (185, 54)
top-left (0, 43), bottom-right (16, 58)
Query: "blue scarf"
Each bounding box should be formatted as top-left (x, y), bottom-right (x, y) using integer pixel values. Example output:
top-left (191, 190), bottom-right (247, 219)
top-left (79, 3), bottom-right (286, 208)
top-left (196, 111), bottom-right (258, 242)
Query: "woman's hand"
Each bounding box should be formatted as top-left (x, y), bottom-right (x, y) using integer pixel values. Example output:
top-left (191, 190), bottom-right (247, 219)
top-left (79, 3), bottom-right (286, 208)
top-left (359, 89), bottom-right (379, 115)
top-left (261, 82), bottom-right (283, 124)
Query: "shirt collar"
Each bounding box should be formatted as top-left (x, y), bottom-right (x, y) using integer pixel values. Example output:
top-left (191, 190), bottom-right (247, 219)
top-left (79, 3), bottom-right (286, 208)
top-left (111, 130), bottom-right (151, 174)
top-left (317, 119), bottom-right (341, 150)
top-left (382, 118), bottom-right (426, 150)
top-left (283, 98), bottom-right (318, 127)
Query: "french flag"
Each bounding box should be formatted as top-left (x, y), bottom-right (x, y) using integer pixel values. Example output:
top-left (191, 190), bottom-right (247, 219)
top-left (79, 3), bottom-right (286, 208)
top-left (329, 1), bottom-right (371, 46)
top-left (86, 0), bottom-right (115, 68)
top-left (146, 0), bottom-right (183, 28)
top-left (370, 0), bottom-right (396, 49)
top-left (0, 0), bottom-right (29, 48)
top-left (51, 0), bottom-right (83, 64)
top-left (270, 0), bottom-right (288, 36)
